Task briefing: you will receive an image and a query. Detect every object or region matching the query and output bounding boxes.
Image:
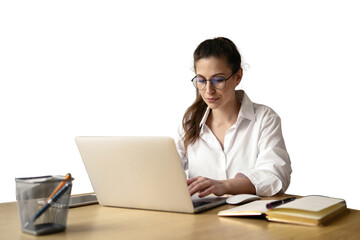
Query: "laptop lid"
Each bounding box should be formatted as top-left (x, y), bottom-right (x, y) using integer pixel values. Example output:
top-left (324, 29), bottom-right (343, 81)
top-left (75, 136), bottom-right (225, 213)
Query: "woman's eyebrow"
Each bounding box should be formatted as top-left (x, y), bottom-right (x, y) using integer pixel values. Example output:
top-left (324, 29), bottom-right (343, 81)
top-left (196, 72), bottom-right (227, 78)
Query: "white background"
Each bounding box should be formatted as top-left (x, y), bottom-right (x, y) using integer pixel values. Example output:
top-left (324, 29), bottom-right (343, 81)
top-left (1, 1), bottom-right (359, 209)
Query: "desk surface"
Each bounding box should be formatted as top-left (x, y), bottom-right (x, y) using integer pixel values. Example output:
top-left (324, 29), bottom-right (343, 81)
top-left (1, 194), bottom-right (360, 240)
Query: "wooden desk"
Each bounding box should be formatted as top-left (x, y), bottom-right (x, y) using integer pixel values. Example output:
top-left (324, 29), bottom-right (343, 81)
top-left (1, 194), bottom-right (360, 240)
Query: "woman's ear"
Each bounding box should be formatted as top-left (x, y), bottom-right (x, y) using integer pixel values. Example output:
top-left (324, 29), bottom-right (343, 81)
top-left (234, 68), bottom-right (243, 86)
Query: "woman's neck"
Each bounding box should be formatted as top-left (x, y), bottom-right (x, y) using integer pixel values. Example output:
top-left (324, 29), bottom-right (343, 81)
top-left (209, 98), bottom-right (241, 126)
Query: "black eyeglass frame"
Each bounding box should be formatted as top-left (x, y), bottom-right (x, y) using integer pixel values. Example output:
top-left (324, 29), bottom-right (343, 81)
top-left (191, 72), bottom-right (236, 90)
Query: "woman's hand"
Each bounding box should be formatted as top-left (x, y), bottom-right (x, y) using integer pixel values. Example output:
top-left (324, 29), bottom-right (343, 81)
top-left (187, 173), bottom-right (256, 198)
top-left (187, 176), bottom-right (228, 198)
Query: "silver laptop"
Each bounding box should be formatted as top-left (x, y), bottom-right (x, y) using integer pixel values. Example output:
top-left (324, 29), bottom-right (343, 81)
top-left (75, 136), bottom-right (226, 213)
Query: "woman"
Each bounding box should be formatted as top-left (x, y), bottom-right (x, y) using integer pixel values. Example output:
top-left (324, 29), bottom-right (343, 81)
top-left (176, 37), bottom-right (292, 198)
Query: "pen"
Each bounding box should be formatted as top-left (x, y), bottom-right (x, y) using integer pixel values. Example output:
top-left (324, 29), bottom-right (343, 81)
top-left (27, 182), bottom-right (72, 226)
top-left (266, 197), bottom-right (296, 209)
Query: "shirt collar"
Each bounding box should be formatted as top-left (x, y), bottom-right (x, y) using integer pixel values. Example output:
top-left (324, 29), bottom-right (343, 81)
top-left (199, 106), bottom-right (211, 132)
top-left (237, 90), bottom-right (256, 122)
top-left (199, 90), bottom-right (256, 132)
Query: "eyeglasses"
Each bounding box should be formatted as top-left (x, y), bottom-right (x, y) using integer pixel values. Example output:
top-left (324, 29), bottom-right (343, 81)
top-left (191, 72), bottom-right (235, 90)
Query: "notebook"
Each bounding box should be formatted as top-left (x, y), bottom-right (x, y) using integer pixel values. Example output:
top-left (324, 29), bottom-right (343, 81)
top-left (75, 136), bottom-right (226, 213)
top-left (218, 195), bottom-right (348, 226)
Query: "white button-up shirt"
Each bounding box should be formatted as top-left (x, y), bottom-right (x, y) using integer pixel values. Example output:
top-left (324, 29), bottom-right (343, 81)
top-left (176, 90), bottom-right (292, 196)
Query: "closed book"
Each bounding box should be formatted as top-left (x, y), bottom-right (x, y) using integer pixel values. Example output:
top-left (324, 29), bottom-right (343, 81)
top-left (218, 195), bottom-right (348, 226)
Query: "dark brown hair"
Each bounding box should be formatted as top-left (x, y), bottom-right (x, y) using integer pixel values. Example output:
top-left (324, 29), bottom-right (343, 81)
top-left (182, 37), bottom-right (242, 151)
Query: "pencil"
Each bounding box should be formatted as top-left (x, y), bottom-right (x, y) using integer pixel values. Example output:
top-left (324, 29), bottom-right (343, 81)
top-left (45, 173), bottom-right (71, 204)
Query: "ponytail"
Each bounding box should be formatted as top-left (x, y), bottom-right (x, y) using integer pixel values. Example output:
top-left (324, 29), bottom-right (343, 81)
top-left (182, 93), bottom-right (207, 152)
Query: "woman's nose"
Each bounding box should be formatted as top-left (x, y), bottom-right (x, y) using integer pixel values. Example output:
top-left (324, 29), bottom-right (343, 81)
top-left (205, 81), bottom-right (216, 94)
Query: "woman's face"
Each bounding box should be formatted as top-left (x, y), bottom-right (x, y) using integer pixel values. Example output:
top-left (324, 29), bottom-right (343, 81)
top-left (195, 57), bottom-right (241, 110)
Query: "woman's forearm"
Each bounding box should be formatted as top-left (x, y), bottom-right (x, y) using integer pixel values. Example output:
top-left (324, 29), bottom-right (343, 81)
top-left (221, 173), bottom-right (256, 195)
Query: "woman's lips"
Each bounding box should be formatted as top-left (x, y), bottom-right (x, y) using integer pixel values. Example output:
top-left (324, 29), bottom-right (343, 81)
top-left (206, 97), bottom-right (219, 103)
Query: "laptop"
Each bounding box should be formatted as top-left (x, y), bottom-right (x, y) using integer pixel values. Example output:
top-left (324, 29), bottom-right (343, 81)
top-left (75, 136), bottom-right (226, 213)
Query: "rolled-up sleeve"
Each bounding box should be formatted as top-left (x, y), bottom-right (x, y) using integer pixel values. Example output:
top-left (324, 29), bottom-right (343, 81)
top-left (241, 112), bottom-right (292, 196)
